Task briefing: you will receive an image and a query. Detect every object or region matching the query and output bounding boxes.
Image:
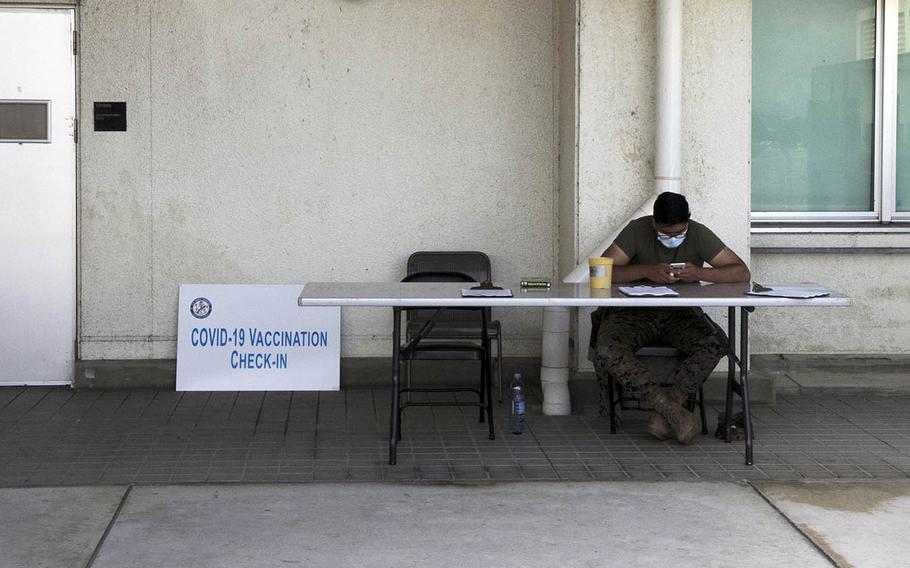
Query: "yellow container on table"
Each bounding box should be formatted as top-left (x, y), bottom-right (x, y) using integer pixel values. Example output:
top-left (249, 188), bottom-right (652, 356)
top-left (590, 287), bottom-right (612, 298)
top-left (588, 257), bottom-right (614, 289)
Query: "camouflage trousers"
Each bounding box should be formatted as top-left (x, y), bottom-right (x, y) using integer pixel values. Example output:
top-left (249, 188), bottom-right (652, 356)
top-left (591, 308), bottom-right (727, 416)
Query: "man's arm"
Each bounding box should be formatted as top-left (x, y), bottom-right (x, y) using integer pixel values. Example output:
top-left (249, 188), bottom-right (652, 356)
top-left (601, 243), bottom-right (677, 284)
top-left (674, 248), bottom-right (751, 283)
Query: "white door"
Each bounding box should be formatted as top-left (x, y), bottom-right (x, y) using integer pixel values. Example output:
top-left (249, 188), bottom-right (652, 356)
top-left (0, 8), bottom-right (76, 385)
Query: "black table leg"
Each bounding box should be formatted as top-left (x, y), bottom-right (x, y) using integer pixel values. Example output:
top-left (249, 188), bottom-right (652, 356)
top-left (389, 307), bottom-right (401, 465)
top-left (482, 314), bottom-right (494, 439)
top-left (740, 307), bottom-right (754, 465)
top-left (479, 313), bottom-right (487, 425)
top-left (724, 306), bottom-right (736, 443)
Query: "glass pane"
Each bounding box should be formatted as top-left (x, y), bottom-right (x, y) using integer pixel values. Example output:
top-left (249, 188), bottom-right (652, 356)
top-left (0, 102), bottom-right (49, 142)
top-left (896, 0), bottom-right (910, 211)
top-left (753, 0), bottom-right (876, 213)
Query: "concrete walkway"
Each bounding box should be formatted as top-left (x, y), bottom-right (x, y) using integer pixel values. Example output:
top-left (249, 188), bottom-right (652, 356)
top-left (755, 480), bottom-right (910, 568)
top-left (7, 480), bottom-right (909, 566)
top-left (0, 481), bottom-right (847, 568)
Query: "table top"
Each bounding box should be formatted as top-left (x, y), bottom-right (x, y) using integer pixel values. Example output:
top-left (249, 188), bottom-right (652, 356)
top-left (297, 281), bottom-right (851, 308)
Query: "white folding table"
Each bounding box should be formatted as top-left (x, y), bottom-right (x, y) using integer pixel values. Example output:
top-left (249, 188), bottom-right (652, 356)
top-left (298, 281), bottom-right (851, 465)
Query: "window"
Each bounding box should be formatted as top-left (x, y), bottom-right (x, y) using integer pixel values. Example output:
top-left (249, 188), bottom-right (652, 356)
top-left (0, 101), bottom-right (50, 143)
top-left (752, 0), bottom-right (910, 223)
top-left (896, 0), bottom-right (910, 211)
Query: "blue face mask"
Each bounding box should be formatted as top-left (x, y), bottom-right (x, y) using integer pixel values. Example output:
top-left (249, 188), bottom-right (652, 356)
top-left (657, 230), bottom-right (687, 249)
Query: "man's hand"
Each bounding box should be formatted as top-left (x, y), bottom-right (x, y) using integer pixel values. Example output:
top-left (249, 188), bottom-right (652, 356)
top-left (645, 264), bottom-right (679, 284)
top-left (671, 263), bottom-right (703, 283)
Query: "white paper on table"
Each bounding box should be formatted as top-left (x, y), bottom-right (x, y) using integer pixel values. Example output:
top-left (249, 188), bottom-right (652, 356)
top-left (745, 287), bottom-right (829, 299)
top-left (618, 285), bottom-right (679, 297)
top-left (460, 288), bottom-right (513, 297)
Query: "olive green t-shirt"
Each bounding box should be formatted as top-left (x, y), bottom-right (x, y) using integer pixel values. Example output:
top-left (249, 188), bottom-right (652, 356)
top-left (614, 216), bottom-right (726, 267)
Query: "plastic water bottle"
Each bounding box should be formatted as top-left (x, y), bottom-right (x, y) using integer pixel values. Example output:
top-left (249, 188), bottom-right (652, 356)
top-left (509, 373), bottom-right (525, 435)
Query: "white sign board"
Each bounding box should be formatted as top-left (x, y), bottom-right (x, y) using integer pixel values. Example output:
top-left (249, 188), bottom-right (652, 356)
top-left (177, 284), bottom-right (340, 391)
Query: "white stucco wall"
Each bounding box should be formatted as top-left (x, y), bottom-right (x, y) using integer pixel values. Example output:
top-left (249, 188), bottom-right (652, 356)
top-left (557, 0), bottom-right (578, 280)
top-left (38, 0), bottom-right (900, 364)
top-left (751, 253), bottom-right (910, 354)
top-left (577, 1), bottom-right (655, 256)
top-left (77, 0), bottom-right (556, 359)
top-left (573, 0), bottom-right (752, 369)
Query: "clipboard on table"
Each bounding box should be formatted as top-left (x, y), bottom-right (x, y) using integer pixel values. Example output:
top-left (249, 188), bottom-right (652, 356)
top-left (462, 281), bottom-right (512, 297)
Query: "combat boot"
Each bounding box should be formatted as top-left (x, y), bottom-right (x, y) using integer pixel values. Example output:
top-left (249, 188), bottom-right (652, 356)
top-left (645, 412), bottom-right (672, 441)
top-left (650, 388), bottom-right (699, 445)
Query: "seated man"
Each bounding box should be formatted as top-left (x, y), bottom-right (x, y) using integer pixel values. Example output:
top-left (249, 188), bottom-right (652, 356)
top-left (591, 192), bottom-right (750, 444)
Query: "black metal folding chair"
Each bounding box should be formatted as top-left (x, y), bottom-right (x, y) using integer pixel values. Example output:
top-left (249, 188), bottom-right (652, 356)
top-left (406, 251), bottom-right (504, 401)
top-left (387, 258), bottom-right (497, 465)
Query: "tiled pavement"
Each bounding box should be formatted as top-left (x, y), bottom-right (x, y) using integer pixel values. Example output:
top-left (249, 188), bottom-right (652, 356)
top-left (2, 384), bottom-right (910, 486)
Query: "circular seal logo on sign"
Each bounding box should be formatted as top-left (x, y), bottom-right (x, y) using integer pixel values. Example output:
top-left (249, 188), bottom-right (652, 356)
top-left (189, 297), bottom-right (212, 319)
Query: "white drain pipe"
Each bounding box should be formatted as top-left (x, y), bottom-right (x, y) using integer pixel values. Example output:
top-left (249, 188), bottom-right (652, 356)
top-left (655, 0), bottom-right (682, 196)
top-left (540, 0), bottom-right (682, 415)
top-left (540, 306), bottom-right (571, 415)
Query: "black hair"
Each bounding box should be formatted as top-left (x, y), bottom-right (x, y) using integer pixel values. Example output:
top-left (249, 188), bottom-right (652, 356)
top-left (653, 192), bottom-right (691, 225)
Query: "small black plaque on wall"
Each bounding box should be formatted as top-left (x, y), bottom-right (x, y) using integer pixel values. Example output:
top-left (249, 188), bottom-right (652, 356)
top-left (93, 102), bottom-right (127, 131)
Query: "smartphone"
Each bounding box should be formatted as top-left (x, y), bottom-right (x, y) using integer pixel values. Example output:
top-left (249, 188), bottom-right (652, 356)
top-left (669, 262), bottom-right (685, 279)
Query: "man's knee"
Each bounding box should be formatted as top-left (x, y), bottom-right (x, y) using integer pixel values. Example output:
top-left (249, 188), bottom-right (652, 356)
top-left (689, 333), bottom-right (726, 367)
top-left (594, 333), bottom-right (634, 362)
top-left (593, 342), bottom-right (624, 381)
top-left (705, 333), bottom-right (726, 357)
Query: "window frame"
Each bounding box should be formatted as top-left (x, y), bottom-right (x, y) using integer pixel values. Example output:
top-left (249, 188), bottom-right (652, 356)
top-left (751, 0), bottom-right (910, 225)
